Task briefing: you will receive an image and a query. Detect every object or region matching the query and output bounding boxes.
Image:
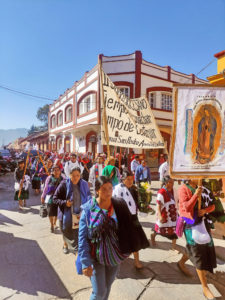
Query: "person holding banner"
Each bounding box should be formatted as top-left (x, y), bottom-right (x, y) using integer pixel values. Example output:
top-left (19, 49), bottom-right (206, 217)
top-left (41, 164), bottom-right (64, 233)
top-left (14, 159), bottom-right (30, 210)
top-left (39, 158), bottom-right (53, 187)
top-left (178, 180), bottom-right (217, 300)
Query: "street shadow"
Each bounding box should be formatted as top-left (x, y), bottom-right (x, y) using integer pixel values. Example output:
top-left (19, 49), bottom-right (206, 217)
top-left (117, 257), bottom-right (198, 284)
top-left (148, 240), bottom-right (187, 255)
top-left (140, 221), bottom-right (155, 230)
top-left (0, 213), bottom-right (22, 227)
top-left (0, 231), bottom-right (72, 299)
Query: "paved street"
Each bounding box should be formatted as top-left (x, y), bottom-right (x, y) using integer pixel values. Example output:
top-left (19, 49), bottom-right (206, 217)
top-left (0, 173), bottom-right (224, 300)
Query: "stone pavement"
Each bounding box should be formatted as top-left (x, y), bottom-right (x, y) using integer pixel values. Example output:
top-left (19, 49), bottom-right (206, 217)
top-left (0, 174), bottom-right (224, 300)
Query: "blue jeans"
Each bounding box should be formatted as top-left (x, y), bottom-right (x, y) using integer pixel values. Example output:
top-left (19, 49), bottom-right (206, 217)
top-left (90, 261), bottom-right (119, 300)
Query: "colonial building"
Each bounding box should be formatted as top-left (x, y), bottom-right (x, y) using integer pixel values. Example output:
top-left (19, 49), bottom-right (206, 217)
top-left (48, 51), bottom-right (207, 165)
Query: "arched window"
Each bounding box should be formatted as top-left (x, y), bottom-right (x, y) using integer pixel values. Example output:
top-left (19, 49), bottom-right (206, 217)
top-left (65, 105), bottom-right (72, 122)
top-left (51, 115), bottom-right (56, 128)
top-left (78, 93), bottom-right (96, 116)
top-left (118, 87), bottom-right (130, 98)
top-left (113, 81), bottom-right (134, 99)
top-left (57, 111), bottom-right (63, 126)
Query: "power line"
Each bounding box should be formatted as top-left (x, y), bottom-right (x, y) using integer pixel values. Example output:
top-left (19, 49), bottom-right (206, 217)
top-left (0, 84), bottom-right (56, 102)
top-left (195, 58), bottom-right (216, 77)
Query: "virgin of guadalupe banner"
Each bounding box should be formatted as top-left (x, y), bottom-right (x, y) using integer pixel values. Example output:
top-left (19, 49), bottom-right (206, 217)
top-left (170, 84), bottom-right (225, 178)
top-left (100, 68), bottom-right (165, 149)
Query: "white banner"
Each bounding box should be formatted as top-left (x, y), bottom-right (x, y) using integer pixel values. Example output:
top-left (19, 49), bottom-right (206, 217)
top-left (170, 85), bottom-right (225, 178)
top-left (100, 69), bottom-right (164, 149)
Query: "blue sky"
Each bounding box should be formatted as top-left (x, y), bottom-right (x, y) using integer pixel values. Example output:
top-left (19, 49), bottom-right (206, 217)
top-left (0, 0), bottom-right (224, 130)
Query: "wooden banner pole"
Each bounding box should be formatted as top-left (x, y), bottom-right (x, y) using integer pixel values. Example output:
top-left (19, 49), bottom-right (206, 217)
top-left (198, 178), bottom-right (203, 210)
top-left (37, 150), bottom-right (50, 176)
top-left (18, 149), bottom-right (30, 199)
top-left (119, 147), bottom-right (122, 170)
top-left (98, 56), bottom-right (110, 159)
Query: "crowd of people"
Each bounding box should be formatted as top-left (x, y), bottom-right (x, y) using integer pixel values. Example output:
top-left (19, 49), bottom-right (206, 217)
top-left (12, 150), bottom-right (225, 300)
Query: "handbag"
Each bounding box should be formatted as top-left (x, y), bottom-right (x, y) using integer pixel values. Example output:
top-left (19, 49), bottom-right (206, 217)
top-left (175, 216), bottom-right (185, 237)
top-left (92, 211), bottom-right (129, 266)
top-left (39, 204), bottom-right (48, 218)
top-left (192, 218), bottom-right (211, 244)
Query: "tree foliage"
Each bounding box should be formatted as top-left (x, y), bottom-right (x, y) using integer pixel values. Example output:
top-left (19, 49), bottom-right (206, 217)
top-left (36, 104), bottom-right (49, 126)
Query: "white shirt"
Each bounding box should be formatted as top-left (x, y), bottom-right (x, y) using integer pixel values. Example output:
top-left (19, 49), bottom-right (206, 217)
top-left (131, 159), bottom-right (139, 173)
top-left (64, 160), bottom-right (84, 178)
top-left (158, 161), bottom-right (169, 181)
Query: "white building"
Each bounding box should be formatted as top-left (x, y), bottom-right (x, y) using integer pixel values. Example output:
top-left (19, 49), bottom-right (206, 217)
top-left (48, 51), bottom-right (206, 168)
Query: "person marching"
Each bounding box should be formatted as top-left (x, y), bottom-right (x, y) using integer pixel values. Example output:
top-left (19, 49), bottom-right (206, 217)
top-left (81, 154), bottom-right (93, 182)
top-left (53, 167), bottom-right (91, 254)
top-left (113, 168), bottom-right (149, 269)
top-left (31, 157), bottom-right (43, 194)
top-left (14, 159), bottom-right (31, 210)
top-left (41, 164), bottom-right (64, 233)
top-left (39, 158), bottom-right (53, 189)
top-left (130, 155), bottom-right (140, 175)
top-left (151, 176), bottom-right (178, 250)
top-left (64, 153), bottom-right (83, 178)
top-left (88, 156), bottom-right (105, 194)
top-left (78, 176), bottom-right (140, 300)
top-left (177, 179), bottom-right (217, 300)
top-left (135, 160), bottom-right (151, 186)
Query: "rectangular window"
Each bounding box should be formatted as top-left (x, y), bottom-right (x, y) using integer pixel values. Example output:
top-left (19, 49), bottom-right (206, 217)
top-left (79, 94), bottom-right (96, 115)
top-left (148, 92), bottom-right (156, 108)
top-left (161, 93), bottom-right (172, 111)
top-left (118, 87), bottom-right (130, 98)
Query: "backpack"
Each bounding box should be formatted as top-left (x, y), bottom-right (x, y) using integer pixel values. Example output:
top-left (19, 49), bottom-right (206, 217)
top-left (84, 205), bottom-right (129, 267)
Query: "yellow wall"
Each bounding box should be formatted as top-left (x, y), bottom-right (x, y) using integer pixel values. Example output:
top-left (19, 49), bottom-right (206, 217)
top-left (217, 55), bottom-right (225, 74)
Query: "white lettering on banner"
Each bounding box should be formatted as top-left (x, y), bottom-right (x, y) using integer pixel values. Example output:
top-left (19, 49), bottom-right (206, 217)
top-left (100, 68), bottom-right (165, 149)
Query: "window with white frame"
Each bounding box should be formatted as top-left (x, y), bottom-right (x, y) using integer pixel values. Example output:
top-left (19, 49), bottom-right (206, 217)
top-left (65, 105), bottom-right (72, 122)
top-left (79, 94), bottom-right (96, 115)
top-left (161, 93), bottom-right (172, 111)
top-left (118, 87), bottom-right (130, 98)
top-left (148, 92), bottom-right (156, 108)
top-left (57, 111), bottom-right (63, 126)
top-left (51, 115), bottom-right (56, 128)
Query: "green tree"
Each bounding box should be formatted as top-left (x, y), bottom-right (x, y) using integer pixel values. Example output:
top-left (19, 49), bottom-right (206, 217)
top-left (36, 104), bottom-right (49, 126)
top-left (27, 124), bottom-right (39, 136)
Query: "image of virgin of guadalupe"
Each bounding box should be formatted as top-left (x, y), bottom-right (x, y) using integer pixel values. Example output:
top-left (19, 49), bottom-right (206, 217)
top-left (196, 108), bottom-right (217, 164)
